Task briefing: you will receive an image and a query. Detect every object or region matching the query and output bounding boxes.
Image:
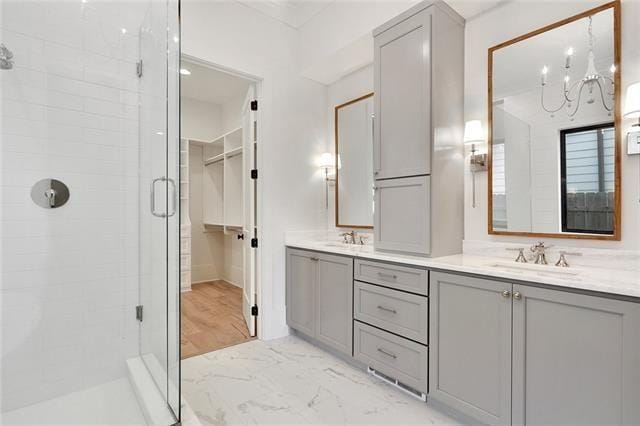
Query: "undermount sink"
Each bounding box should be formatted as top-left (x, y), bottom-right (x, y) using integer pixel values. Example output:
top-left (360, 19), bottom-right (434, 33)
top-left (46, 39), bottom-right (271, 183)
top-left (487, 261), bottom-right (581, 278)
top-left (323, 242), bottom-right (350, 248)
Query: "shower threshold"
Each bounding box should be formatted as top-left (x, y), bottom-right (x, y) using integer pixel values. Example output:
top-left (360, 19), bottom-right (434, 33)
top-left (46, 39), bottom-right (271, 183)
top-left (1, 378), bottom-right (146, 425)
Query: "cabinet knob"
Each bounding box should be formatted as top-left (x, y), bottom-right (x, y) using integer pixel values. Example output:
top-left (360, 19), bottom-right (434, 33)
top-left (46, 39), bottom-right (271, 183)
top-left (513, 292), bottom-right (522, 300)
top-left (501, 290), bottom-right (511, 299)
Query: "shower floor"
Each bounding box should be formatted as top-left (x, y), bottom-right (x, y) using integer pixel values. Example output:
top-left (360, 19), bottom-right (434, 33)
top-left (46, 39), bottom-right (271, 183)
top-left (1, 378), bottom-right (146, 425)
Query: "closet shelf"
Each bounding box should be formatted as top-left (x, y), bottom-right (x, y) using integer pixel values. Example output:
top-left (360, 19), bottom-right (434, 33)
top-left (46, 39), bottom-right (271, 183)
top-left (209, 127), bottom-right (241, 145)
top-left (204, 153), bottom-right (225, 165)
top-left (203, 222), bottom-right (224, 228)
top-left (225, 146), bottom-right (243, 159)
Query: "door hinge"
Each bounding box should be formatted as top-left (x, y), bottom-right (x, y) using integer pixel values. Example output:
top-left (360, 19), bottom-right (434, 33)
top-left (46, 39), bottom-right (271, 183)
top-left (136, 60), bottom-right (143, 78)
top-left (136, 305), bottom-right (143, 322)
top-left (251, 238), bottom-right (258, 248)
top-left (251, 305), bottom-right (258, 316)
top-left (250, 100), bottom-right (258, 111)
top-left (250, 169), bottom-right (258, 179)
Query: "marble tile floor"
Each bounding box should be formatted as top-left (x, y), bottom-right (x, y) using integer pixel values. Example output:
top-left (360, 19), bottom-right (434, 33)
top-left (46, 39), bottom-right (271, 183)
top-left (182, 336), bottom-right (463, 425)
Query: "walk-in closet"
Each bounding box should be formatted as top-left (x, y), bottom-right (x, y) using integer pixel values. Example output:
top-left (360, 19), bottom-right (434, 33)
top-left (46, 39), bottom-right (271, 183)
top-left (179, 58), bottom-right (257, 359)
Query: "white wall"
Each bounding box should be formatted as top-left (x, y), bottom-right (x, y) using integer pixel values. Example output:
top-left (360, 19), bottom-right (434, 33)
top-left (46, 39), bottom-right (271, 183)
top-left (326, 65), bottom-right (374, 229)
top-left (0, 0), bottom-right (149, 411)
top-left (221, 95), bottom-right (244, 135)
top-left (182, 97), bottom-right (226, 285)
top-left (189, 144), bottom-right (225, 283)
top-left (464, 0), bottom-right (640, 249)
top-left (182, 0), bottom-right (328, 339)
top-left (181, 97), bottom-right (222, 141)
top-left (297, 1), bottom-right (418, 84)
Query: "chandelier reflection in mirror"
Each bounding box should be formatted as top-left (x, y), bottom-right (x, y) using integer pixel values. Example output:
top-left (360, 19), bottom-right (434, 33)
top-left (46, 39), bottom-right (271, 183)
top-left (540, 15), bottom-right (614, 119)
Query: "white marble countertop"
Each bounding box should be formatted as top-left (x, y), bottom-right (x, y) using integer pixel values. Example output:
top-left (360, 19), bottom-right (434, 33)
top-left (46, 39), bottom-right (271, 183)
top-left (285, 238), bottom-right (640, 300)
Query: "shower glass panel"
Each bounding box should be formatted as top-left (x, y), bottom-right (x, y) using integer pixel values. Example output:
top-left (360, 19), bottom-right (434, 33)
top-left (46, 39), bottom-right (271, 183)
top-left (0, 0), bottom-right (180, 424)
top-left (138, 0), bottom-right (181, 418)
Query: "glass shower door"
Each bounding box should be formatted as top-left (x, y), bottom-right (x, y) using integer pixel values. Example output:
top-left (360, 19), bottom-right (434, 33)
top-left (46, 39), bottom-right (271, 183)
top-left (138, 0), bottom-right (180, 421)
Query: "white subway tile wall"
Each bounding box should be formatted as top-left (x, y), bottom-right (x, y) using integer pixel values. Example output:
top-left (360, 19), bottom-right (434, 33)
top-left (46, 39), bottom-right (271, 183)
top-left (0, 0), bottom-right (150, 411)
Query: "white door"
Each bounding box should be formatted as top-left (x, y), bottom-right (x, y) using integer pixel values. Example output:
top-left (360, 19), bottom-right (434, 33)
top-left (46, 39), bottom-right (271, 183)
top-left (242, 85), bottom-right (257, 336)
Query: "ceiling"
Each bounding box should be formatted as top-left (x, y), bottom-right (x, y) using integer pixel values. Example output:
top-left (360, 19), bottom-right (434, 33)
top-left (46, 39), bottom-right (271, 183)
top-left (235, 0), bottom-right (508, 28)
top-left (180, 60), bottom-right (250, 105)
top-left (235, 0), bottom-right (335, 28)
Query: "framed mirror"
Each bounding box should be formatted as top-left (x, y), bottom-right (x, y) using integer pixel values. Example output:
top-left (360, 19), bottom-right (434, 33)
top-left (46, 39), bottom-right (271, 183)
top-left (335, 93), bottom-right (374, 229)
top-left (488, 1), bottom-right (621, 240)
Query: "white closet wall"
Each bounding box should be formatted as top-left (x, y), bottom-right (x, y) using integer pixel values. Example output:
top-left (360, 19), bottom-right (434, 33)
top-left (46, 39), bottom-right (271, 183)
top-left (181, 93), bottom-right (246, 288)
top-left (189, 144), bottom-right (225, 283)
top-left (181, 97), bottom-right (225, 286)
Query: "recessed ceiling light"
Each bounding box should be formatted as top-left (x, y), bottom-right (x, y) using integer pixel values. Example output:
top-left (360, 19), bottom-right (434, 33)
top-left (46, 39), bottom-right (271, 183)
top-left (179, 68), bottom-right (191, 75)
top-left (121, 28), bottom-right (127, 35)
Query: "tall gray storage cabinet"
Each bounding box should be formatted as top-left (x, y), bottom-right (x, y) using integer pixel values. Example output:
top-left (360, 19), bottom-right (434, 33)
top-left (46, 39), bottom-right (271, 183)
top-left (373, 1), bottom-right (465, 257)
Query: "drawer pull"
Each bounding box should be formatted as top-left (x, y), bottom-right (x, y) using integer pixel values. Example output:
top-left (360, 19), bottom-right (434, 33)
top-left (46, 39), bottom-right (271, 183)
top-left (377, 272), bottom-right (397, 280)
top-left (310, 257), bottom-right (319, 261)
top-left (377, 348), bottom-right (397, 359)
top-left (376, 305), bottom-right (397, 314)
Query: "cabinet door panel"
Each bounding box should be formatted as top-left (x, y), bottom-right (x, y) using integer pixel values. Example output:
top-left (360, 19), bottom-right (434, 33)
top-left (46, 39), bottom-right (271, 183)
top-left (285, 249), bottom-right (316, 337)
top-left (315, 253), bottom-right (354, 356)
top-left (512, 285), bottom-right (640, 426)
top-left (374, 176), bottom-right (430, 254)
top-left (429, 272), bottom-right (512, 425)
top-left (374, 10), bottom-right (431, 179)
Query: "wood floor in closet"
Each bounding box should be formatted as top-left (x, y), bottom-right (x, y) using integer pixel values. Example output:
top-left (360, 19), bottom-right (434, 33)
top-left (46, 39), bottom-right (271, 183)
top-left (181, 280), bottom-right (254, 359)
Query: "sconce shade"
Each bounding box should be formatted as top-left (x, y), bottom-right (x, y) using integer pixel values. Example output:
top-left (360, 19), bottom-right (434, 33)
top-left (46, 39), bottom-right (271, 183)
top-left (319, 152), bottom-right (334, 169)
top-left (463, 120), bottom-right (484, 145)
top-left (624, 82), bottom-right (640, 118)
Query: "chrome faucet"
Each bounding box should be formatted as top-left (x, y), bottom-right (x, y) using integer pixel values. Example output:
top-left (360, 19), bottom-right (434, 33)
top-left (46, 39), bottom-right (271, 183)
top-left (555, 250), bottom-right (582, 267)
top-left (530, 242), bottom-right (551, 265)
top-left (340, 230), bottom-right (356, 244)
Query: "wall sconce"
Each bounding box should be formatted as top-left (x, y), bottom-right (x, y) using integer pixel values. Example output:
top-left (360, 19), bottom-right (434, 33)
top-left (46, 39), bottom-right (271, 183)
top-left (464, 120), bottom-right (487, 208)
top-left (624, 81), bottom-right (640, 155)
top-left (319, 152), bottom-right (336, 209)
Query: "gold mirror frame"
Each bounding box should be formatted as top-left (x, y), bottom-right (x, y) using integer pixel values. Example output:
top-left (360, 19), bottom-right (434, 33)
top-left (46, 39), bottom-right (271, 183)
top-left (335, 92), bottom-right (374, 229)
top-left (487, 0), bottom-right (621, 241)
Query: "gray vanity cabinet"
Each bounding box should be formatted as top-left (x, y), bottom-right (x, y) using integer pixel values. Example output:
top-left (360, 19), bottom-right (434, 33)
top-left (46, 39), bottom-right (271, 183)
top-left (315, 253), bottom-right (354, 356)
top-left (285, 248), bottom-right (353, 356)
top-left (373, 7), bottom-right (431, 179)
top-left (430, 271), bottom-right (640, 425)
top-left (286, 248), bottom-right (316, 337)
top-left (511, 284), bottom-right (640, 425)
top-left (429, 271), bottom-right (512, 425)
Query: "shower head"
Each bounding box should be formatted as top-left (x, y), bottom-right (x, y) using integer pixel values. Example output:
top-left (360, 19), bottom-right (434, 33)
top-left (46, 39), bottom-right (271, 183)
top-left (0, 44), bottom-right (14, 70)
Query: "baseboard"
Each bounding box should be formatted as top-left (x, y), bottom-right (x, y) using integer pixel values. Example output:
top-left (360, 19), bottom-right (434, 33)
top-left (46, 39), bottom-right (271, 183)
top-left (223, 278), bottom-right (242, 288)
top-left (190, 277), bottom-right (221, 285)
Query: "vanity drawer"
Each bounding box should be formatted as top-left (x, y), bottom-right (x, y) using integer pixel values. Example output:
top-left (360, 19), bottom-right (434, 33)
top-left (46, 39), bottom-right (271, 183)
top-left (354, 259), bottom-right (428, 295)
top-left (354, 321), bottom-right (427, 393)
top-left (354, 281), bottom-right (428, 344)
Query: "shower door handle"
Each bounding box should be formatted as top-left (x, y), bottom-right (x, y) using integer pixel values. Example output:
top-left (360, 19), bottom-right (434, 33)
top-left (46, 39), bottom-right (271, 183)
top-left (150, 177), bottom-right (165, 217)
top-left (166, 177), bottom-right (177, 218)
top-left (151, 177), bottom-right (178, 218)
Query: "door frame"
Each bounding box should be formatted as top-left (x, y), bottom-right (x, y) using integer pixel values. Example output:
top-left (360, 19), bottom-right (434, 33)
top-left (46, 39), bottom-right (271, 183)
top-left (180, 54), bottom-right (263, 339)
